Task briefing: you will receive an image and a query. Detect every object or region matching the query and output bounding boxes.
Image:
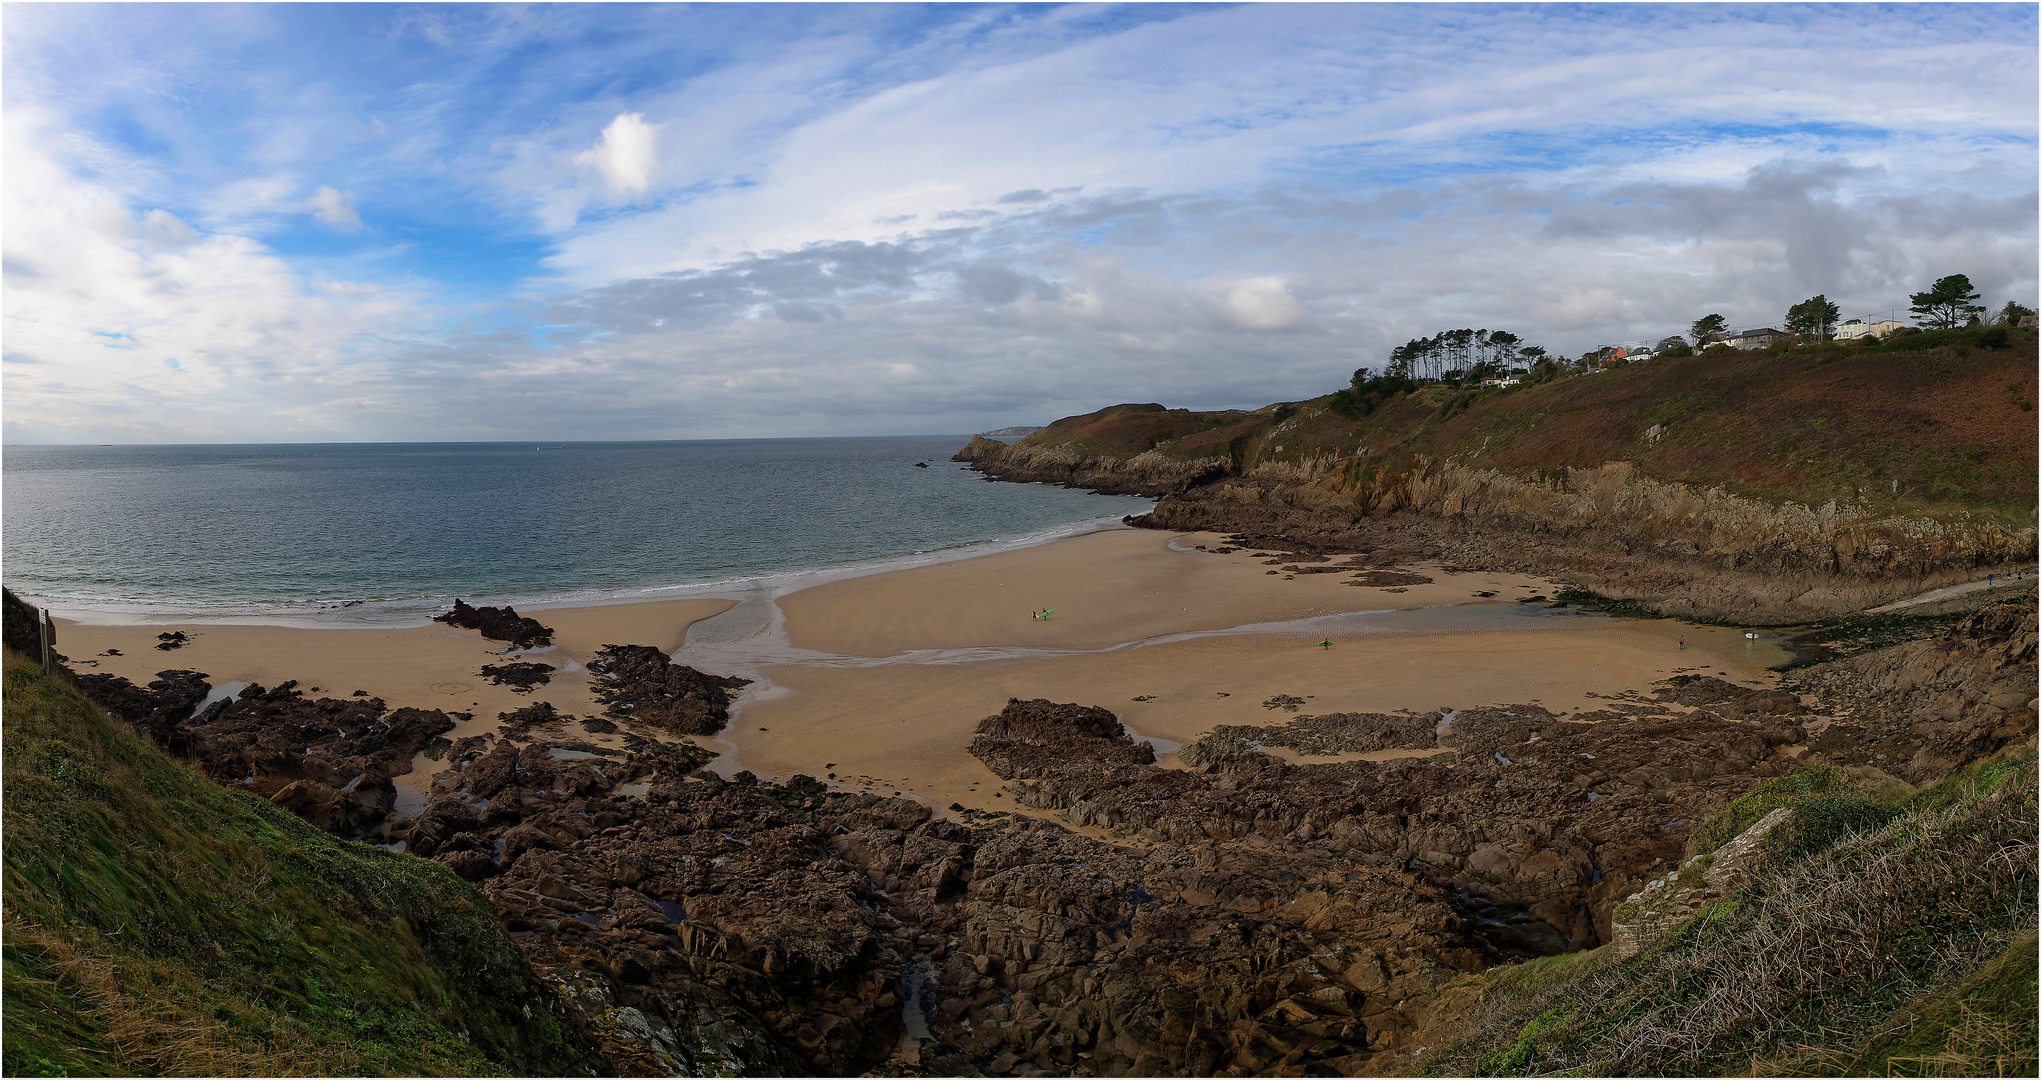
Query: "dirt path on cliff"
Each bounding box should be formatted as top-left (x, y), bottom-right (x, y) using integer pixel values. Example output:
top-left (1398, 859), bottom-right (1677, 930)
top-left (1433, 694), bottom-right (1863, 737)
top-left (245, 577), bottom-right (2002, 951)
top-left (1863, 571), bottom-right (2039, 614)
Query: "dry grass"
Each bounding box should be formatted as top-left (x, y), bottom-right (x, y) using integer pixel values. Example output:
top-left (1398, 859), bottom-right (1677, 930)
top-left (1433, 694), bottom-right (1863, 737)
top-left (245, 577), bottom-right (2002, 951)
top-left (6, 914), bottom-right (353, 1077)
top-left (1409, 753), bottom-right (2037, 1077)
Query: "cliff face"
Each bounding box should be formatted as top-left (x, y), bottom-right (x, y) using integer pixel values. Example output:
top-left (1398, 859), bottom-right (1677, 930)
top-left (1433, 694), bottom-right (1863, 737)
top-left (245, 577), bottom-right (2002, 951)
top-left (1138, 457), bottom-right (2033, 622)
top-left (963, 335), bottom-right (2039, 622)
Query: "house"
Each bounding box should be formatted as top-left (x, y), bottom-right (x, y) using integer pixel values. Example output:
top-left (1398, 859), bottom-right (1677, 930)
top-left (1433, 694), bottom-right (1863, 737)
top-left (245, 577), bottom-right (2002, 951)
top-left (2020, 315), bottom-right (2039, 328)
top-left (1727, 327), bottom-right (1787, 350)
top-left (1836, 318), bottom-right (1905, 340)
top-left (1479, 375), bottom-right (1521, 387)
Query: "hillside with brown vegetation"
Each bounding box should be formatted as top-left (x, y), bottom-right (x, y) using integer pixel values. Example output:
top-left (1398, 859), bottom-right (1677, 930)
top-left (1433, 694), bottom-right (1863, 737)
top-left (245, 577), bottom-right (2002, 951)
top-left (959, 329), bottom-right (2038, 621)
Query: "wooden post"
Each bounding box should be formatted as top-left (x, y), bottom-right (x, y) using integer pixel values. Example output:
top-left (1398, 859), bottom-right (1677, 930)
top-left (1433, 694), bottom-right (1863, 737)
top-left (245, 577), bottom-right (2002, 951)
top-left (39, 608), bottom-right (52, 674)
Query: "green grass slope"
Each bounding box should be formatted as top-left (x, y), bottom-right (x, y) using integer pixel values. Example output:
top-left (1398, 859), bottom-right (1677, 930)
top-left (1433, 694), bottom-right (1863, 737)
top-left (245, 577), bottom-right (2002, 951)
top-left (1, 647), bottom-right (594, 1077)
top-left (1403, 749), bottom-right (2038, 1077)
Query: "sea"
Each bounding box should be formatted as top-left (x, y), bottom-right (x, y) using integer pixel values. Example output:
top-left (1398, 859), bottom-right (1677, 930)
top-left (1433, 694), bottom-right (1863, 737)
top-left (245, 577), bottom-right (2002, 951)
top-left (1, 437), bottom-right (1150, 629)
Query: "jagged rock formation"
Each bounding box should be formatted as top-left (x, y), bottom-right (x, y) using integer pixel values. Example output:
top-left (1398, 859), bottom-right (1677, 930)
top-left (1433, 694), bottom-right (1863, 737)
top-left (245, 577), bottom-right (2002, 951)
top-left (435, 599), bottom-right (555, 648)
top-left (77, 671), bottom-right (453, 837)
top-left (1132, 459), bottom-right (2034, 622)
top-left (585, 643), bottom-right (750, 735)
top-left (1785, 591), bottom-right (2038, 783)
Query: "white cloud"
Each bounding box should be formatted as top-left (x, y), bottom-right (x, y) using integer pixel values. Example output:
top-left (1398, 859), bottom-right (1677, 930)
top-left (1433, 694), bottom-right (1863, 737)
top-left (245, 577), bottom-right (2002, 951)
top-left (574, 112), bottom-right (663, 197)
top-left (1, 5), bottom-right (2032, 442)
top-left (305, 185), bottom-right (362, 230)
top-left (2, 111), bottom-right (412, 442)
top-left (1213, 277), bottom-right (1307, 331)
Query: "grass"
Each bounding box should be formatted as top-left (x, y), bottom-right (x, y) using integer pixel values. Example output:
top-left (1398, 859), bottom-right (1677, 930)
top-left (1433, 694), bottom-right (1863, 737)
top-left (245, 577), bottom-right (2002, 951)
top-left (1405, 748), bottom-right (2037, 1077)
top-left (1, 647), bottom-right (596, 1077)
top-left (1679, 762), bottom-right (1912, 860)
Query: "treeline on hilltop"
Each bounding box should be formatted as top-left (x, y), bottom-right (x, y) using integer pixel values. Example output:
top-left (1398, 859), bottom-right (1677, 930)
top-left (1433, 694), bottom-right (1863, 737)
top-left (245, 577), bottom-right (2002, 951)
top-left (1330, 271), bottom-right (2033, 415)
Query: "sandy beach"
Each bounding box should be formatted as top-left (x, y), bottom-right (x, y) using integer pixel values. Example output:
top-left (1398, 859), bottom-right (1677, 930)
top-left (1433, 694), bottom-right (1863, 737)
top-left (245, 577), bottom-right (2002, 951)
top-left (49, 527), bottom-right (1791, 822)
top-left (53, 597), bottom-right (737, 737)
top-left (731, 530), bottom-right (1788, 813)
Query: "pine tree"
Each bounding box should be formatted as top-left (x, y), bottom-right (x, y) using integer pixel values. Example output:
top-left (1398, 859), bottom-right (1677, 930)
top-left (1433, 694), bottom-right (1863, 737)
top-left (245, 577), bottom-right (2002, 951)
top-left (1785, 295), bottom-right (1840, 340)
top-left (1909, 275), bottom-right (1985, 329)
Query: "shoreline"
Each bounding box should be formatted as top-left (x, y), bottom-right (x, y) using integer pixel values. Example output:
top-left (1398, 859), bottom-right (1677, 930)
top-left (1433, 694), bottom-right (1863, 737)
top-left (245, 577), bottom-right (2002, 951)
top-left (24, 510), bottom-right (1148, 630)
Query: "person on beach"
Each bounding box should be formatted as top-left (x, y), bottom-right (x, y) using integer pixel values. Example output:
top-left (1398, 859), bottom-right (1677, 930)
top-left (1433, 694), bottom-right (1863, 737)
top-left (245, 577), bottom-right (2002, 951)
top-left (1679, 635), bottom-right (1686, 649)
top-left (1317, 639), bottom-right (1332, 649)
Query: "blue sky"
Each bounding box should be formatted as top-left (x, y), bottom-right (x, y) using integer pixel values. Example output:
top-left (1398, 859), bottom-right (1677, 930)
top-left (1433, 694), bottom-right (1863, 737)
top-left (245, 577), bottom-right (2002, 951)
top-left (4, 2), bottom-right (2035, 442)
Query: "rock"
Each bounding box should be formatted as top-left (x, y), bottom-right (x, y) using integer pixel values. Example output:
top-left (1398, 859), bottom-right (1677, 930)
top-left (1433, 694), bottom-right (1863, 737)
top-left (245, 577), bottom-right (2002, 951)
top-left (1610, 807), bottom-right (1795, 959)
top-left (478, 660), bottom-right (556, 693)
top-left (587, 645), bottom-right (751, 735)
top-left (969, 698), bottom-right (1156, 780)
top-left (433, 600), bottom-right (555, 649)
top-left (438, 848), bottom-right (500, 882)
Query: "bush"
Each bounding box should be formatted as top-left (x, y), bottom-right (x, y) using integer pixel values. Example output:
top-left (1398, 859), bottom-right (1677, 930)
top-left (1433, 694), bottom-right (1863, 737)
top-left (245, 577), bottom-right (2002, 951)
top-left (1977, 326), bottom-right (2010, 350)
top-left (1327, 372), bottom-right (1418, 419)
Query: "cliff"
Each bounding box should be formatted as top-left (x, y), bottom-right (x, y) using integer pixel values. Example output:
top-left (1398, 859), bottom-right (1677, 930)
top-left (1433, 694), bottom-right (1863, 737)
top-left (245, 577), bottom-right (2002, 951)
top-left (961, 330), bottom-right (2039, 622)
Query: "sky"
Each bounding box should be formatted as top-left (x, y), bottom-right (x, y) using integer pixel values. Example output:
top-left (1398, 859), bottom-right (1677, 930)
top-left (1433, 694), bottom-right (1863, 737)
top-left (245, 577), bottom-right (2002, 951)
top-left (3, 2), bottom-right (2036, 444)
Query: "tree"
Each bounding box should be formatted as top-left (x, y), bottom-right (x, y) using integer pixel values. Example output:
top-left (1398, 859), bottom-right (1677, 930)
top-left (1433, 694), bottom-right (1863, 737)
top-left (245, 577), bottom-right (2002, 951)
top-left (1994, 301), bottom-right (2034, 326)
top-left (1784, 294), bottom-right (1840, 340)
top-left (1909, 274), bottom-right (1985, 329)
top-left (1690, 314), bottom-right (1727, 346)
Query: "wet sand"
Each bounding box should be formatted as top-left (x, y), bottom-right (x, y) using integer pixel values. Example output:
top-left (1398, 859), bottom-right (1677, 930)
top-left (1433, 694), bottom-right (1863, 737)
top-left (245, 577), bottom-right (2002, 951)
top-left (724, 612), bottom-right (1786, 816)
top-left (777, 528), bottom-right (1557, 656)
top-left (724, 530), bottom-right (1790, 815)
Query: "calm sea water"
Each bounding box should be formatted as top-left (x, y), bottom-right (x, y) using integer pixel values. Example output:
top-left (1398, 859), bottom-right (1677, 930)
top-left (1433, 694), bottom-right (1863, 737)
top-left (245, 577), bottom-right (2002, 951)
top-left (2, 437), bottom-right (1148, 625)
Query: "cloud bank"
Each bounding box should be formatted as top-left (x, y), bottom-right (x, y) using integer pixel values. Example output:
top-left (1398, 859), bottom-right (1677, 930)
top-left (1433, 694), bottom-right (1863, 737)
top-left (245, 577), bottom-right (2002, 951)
top-left (3, 3), bottom-right (2034, 443)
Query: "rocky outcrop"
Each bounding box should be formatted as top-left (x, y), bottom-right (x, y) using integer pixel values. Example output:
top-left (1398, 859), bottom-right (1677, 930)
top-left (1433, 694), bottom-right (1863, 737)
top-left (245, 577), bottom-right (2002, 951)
top-left (585, 644), bottom-right (750, 735)
top-left (1609, 806), bottom-right (1794, 959)
top-left (952, 405), bottom-right (1243, 497)
top-left (478, 660), bottom-right (555, 692)
top-left (1132, 459), bottom-right (2035, 623)
top-left (77, 672), bottom-right (452, 837)
top-left (1786, 590), bottom-right (2038, 784)
top-left (995, 698), bottom-right (1814, 955)
top-left (434, 600), bottom-right (555, 649)
top-left (969, 698), bottom-right (1155, 778)
top-left (961, 440), bottom-right (1229, 497)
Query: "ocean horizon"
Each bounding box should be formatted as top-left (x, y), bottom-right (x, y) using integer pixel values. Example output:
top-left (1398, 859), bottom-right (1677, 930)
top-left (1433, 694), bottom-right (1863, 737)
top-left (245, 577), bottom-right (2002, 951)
top-left (3, 435), bottom-right (1151, 627)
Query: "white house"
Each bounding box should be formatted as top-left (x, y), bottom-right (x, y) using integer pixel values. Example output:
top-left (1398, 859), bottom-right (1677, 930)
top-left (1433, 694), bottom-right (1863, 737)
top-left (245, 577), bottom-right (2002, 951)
top-left (1835, 318), bottom-right (1905, 340)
